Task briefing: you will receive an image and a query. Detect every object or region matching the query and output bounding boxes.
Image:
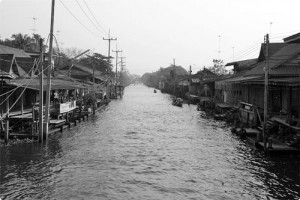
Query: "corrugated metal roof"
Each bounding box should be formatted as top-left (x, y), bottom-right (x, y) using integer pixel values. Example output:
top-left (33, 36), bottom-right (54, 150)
top-left (258, 43), bottom-right (287, 61)
top-left (225, 76), bottom-right (261, 83)
top-left (72, 64), bottom-right (102, 76)
top-left (0, 45), bottom-right (31, 58)
top-left (245, 43), bottom-right (300, 76)
top-left (9, 78), bottom-right (86, 90)
top-left (0, 54), bottom-right (14, 75)
top-left (283, 32), bottom-right (300, 43)
top-left (225, 58), bottom-right (257, 67)
top-left (241, 76), bottom-right (300, 86)
top-left (15, 57), bottom-right (36, 76)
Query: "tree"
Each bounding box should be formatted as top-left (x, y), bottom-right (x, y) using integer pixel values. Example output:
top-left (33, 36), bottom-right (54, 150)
top-left (79, 53), bottom-right (111, 74)
top-left (0, 33), bottom-right (45, 53)
top-left (11, 33), bottom-right (32, 50)
top-left (30, 34), bottom-right (44, 52)
top-left (208, 59), bottom-right (228, 75)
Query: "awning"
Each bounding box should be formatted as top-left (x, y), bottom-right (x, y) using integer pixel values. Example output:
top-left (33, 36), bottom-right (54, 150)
top-left (241, 76), bottom-right (300, 86)
top-left (225, 76), bottom-right (261, 83)
top-left (8, 78), bottom-right (86, 90)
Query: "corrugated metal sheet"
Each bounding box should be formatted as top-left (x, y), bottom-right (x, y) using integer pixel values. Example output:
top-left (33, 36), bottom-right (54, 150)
top-left (245, 43), bottom-right (300, 76)
top-left (0, 54), bottom-right (14, 73)
top-left (225, 76), bottom-right (261, 83)
top-left (15, 57), bottom-right (36, 76)
top-left (9, 78), bottom-right (86, 90)
top-left (0, 45), bottom-right (31, 58)
top-left (241, 77), bottom-right (300, 86)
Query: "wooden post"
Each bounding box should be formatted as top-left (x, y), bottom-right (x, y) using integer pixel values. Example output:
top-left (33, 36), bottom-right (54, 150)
top-left (189, 65), bottom-right (192, 104)
top-left (263, 34), bottom-right (269, 153)
top-left (44, 0), bottom-right (55, 140)
top-left (5, 114), bottom-right (9, 144)
top-left (4, 96), bottom-right (9, 143)
top-left (21, 92), bottom-right (24, 115)
top-left (39, 38), bottom-right (44, 142)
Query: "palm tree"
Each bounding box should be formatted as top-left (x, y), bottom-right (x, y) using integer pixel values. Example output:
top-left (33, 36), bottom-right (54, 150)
top-left (31, 34), bottom-right (44, 52)
top-left (11, 33), bottom-right (32, 50)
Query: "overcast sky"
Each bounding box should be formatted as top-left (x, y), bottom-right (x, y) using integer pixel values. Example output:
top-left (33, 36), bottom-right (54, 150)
top-left (0, 0), bottom-right (299, 75)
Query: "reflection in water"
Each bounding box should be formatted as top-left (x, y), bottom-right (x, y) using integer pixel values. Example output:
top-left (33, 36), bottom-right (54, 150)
top-left (1, 84), bottom-right (299, 200)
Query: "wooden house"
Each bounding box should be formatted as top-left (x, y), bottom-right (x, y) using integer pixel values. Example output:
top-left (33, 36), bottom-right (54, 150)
top-left (220, 33), bottom-right (300, 126)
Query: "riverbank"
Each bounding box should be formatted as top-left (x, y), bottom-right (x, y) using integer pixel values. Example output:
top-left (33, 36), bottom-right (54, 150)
top-left (0, 100), bottom-right (109, 145)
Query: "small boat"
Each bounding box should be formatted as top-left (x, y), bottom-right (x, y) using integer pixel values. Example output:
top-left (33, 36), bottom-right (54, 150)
top-left (154, 89), bottom-right (157, 93)
top-left (172, 97), bottom-right (183, 107)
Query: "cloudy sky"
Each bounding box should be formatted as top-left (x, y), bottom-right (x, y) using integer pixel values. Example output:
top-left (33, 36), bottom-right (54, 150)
top-left (0, 0), bottom-right (299, 75)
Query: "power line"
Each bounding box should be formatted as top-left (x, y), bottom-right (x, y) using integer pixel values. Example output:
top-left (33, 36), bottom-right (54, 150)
top-left (75, 0), bottom-right (107, 37)
top-left (82, 0), bottom-right (108, 36)
top-left (58, 0), bottom-right (101, 39)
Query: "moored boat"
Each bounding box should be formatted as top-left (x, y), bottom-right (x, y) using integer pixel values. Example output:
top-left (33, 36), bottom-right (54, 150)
top-left (172, 97), bottom-right (183, 107)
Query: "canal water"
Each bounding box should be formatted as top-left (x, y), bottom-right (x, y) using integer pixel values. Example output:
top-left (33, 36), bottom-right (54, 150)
top-left (0, 84), bottom-right (299, 200)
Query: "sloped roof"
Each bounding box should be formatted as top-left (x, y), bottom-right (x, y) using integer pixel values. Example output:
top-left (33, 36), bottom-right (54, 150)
top-left (257, 43), bottom-right (287, 61)
top-left (9, 77), bottom-right (86, 90)
top-left (241, 76), bottom-right (300, 86)
top-left (283, 32), bottom-right (300, 43)
top-left (0, 44), bottom-right (31, 58)
top-left (72, 64), bottom-right (102, 76)
top-left (225, 58), bottom-right (257, 67)
top-left (0, 54), bottom-right (14, 73)
top-left (225, 58), bottom-right (257, 72)
top-left (245, 43), bottom-right (300, 76)
top-left (15, 57), bottom-right (36, 77)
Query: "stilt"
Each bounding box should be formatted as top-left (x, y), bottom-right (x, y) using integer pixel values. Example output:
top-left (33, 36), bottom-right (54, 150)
top-left (5, 115), bottom-right (9, 144)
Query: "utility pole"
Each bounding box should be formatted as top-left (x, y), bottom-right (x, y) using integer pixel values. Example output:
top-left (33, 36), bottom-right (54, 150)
top-left (263, 34), bottom-right (269, 153)
top-left (112, 47), bottom-right (122, 85)
top-left (44, 0), bottom-right (55, 140)
top-left (103, 29), bottom-right (117, 64)
top-left (120, 57), bottom-right (126, 70)
top-left (173, 58), bottom-right (176, 95)
top-left (189, 65), bottom-right (192, 104)
top-left (39, 39), bottom-right (44, 143)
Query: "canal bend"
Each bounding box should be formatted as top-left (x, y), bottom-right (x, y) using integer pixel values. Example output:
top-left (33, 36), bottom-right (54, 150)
top-left (0, 84), bottom-right (299, 200)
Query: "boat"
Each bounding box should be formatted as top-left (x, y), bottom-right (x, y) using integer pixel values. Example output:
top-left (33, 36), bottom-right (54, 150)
top-left (172, 97), bottom-right (183, 107)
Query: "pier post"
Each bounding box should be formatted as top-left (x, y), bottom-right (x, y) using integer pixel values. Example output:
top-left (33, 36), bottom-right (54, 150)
top-left (5, 115), bottom-right (9, 144)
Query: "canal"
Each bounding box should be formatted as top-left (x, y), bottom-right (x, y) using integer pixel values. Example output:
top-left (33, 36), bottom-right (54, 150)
top-left (0, 84), bottom-right (299, 200)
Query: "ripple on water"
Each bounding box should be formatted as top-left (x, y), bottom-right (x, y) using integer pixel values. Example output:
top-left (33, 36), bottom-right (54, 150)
top-left (1, 85), bottom-right (299, 200)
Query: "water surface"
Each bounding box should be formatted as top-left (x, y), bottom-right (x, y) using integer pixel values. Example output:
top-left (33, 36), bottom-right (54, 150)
top-left (1, 84), bottom-right (299, 199)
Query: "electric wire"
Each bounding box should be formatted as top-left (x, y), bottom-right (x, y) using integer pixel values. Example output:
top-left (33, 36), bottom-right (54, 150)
top-left (58, 0), bottom-right (101, 39)
top-left (82, 0), bottom-right (109, 36)
top-left (75, 0), bottom-right (108, 37)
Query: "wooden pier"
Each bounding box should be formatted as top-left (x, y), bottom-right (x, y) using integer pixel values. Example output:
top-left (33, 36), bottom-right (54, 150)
top-left (0, 101), bottom-right (108, 142)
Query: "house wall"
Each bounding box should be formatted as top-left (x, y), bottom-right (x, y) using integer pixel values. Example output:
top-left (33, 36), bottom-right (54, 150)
top-left (248, 86), bottom-right (264, 109)
top-left (291, 87), bottom-right (300, 118)
top-left (282, 88), bottom-right (288, 112)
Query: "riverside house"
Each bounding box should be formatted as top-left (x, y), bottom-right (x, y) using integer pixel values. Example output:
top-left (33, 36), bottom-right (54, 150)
top-left (0, 44), bottom-right (87, 138)
top-left (219, 33), bottom-right (300, 131)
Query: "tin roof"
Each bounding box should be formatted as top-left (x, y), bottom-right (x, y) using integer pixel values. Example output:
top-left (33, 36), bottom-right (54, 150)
top-left (0, 45), bottom-right (31, 58)
top-left (0, 54), bottom-right (14, 73)
top-left (241, 76), bottom-right (300, 86)
top-left (245, 43), bottom-right (300, 76)
top-left (9, 77), bottom-right (86, 90)
top-left (15, 57), bottom-right (36, 77)
top-left (283, 32), bottom-right (300, 43)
